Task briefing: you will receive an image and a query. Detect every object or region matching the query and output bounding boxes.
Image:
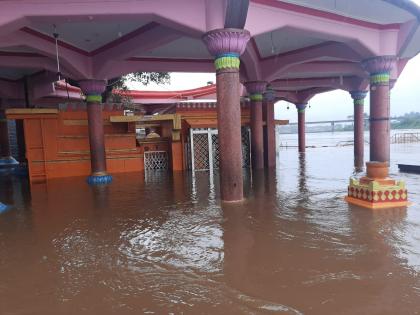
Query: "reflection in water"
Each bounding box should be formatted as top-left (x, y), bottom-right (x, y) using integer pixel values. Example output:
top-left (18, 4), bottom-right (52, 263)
top-left (298, 154), bottom-right (308, 195)
top-left (0, 140), bottom-right (420, 314)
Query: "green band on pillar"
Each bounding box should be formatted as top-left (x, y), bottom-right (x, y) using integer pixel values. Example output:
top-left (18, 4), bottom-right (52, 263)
top-left (214, 56), bottom-right (240, 70)
top-left (250, 94), bottom-right (263, 102)
top-left (297, 109), bottom-right (305, 113)
top-left (354, 99), bottom-right (365, 106)
top-left (86, 95), bottom-right (102, 103)
top-left (370, 73), bottom-right (390, 85)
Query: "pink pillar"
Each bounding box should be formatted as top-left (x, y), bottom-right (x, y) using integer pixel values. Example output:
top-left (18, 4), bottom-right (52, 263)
top-left (350, 91), bottom-right (367, 169)
top-left (263, 86), bottom-right (276, 168)
top-left (203, 29), bottom-right (250, 202)
top-left (245, 81), bottom-right (267, 170)
top-left (362, 56), bottom-right (396, 163)
top-left (79, 80), bottom-right (112, 185)
top-left (295, 103), bottom-right (307, 153)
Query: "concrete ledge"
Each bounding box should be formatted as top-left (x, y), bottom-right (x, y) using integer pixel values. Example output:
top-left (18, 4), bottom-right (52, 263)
top-left (6, 108), bottom-right (58, 114)
top-left (110, 115), bottom-right (143, 122)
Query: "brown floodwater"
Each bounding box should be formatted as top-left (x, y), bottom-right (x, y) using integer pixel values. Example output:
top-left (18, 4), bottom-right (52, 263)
top-left (1, 137), bottom-right (420, 314)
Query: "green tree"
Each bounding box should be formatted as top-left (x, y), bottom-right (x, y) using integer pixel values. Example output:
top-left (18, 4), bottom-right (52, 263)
top-left (391, 112), bottom-right (420, 129)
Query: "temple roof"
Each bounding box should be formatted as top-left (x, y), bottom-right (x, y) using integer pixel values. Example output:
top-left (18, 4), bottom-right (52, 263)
top-left (114, 84), bottom-right (217, 103)
top-left (0, 0), bottom-right (419, 104)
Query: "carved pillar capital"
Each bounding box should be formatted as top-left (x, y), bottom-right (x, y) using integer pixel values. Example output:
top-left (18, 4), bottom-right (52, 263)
top-left (263, 85), bottom-right (276, 102)
top-left (79, 80), bottom-right (107, 103)
top-left (350, 90), bottom-right (368, 105)
top-left (244, 81), bottom-right (267, 101)
top-left (202, 28), bottom-right (250, 72)
top-left (362, 56), bottom-right (396, 86)
top-left (295, 103), bottom-right (307, 113)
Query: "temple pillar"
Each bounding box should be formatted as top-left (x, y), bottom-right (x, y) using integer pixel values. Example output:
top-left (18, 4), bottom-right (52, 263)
top-left (78, 80), bottom-right (112, 185)
top-left (263, 86), bottom-right (276, 168)
top-left (245, 81), bottom-right (267, 170)
top-left (203, 28), bottom-right (250, 202)
top-left (350, 91), bottom-right (368, 169)
top-left (295, 103), bottom-right (307, 154)
top-left (345, 56), bottom-right (408, 209)
top-left (362, 56), bottom-right (396, 163)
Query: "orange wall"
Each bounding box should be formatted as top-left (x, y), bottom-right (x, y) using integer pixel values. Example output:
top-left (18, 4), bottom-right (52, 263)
top-left (18, 109), bottom-right (144, 183)
top-left (8, 104), bottom-right (252, 182)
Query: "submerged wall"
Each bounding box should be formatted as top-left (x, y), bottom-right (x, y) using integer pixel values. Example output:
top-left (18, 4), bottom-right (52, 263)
top-left (7, 106), bottom-right (144, 183)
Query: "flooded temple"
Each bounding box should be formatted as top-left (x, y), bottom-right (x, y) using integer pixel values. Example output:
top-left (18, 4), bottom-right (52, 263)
top-left (1, 0), bottom-right (420, 314)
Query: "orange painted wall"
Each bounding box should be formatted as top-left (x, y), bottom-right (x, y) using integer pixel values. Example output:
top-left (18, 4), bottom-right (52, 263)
top-left (12, 109), bottom-right (145, 183)
top-left (7, 103), bottom-right (252, 182)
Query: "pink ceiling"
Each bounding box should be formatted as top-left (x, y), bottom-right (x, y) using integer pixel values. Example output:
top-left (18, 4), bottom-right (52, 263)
top-left (0, 0), bottom-right (417, 101)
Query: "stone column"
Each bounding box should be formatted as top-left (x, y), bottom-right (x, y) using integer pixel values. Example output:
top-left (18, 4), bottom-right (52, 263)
top-left (203, 28), bottom-right (250, 202)
top-left (362, 56), bottom-right (396, 163)
top-left (245, 81), bottom-right (267, 170)
top-left (350, 91), bottom-right (368, 169)
top-left (295, 103), bottom-right (307, 153)
top-left (263, 86), bottom-right (276, 168)
top-left (79, 80), bottom-right (112, 184)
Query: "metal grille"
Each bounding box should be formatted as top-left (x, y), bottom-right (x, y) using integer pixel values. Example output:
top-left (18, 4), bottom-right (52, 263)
top-left (192, 133), bottom-right (209, 170)
top-left (144, 151), bottom-right (168, 170)
top-left (184, 138), bottom-right (191, 170)
top-left (7, 120), bottom-right (18, 158)
top-left (189, 127), bottom-right (250, 172)
top-left (211, 134), bottom-right (219, 169)
top-left (241, 127), bottom-right (251, 168)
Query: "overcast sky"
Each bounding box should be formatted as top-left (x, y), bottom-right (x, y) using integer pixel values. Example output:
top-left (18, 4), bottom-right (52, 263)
top-left (129, 52), bottom-right (420, 123)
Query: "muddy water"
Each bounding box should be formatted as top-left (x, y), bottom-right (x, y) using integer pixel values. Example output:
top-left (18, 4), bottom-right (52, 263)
top-left (1, 136), bottom-right (420, 314)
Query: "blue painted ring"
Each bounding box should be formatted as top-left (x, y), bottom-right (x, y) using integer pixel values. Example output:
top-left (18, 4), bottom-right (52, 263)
top-left (87, 174), bottom-right (113, 185)
top-left (215, 52), bottom-right (240, 59)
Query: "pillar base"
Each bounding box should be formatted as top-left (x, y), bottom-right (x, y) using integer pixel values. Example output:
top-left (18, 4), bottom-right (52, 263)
top-left (87, 172), bottom-right (113, 185)
top-left (0, 156), bottom-right (19, 167)
top-left (0, 202), bottom-right (8, 214)
top-left (345, 176), bottom-right (409, 209)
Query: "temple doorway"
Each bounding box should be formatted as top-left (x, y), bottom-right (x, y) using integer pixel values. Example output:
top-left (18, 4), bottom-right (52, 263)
top-left (188, 127), bottom-right (250, 173)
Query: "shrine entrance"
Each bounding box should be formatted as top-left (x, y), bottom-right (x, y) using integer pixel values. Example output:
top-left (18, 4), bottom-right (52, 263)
top-left (188, 127), bottom-right (250, 173)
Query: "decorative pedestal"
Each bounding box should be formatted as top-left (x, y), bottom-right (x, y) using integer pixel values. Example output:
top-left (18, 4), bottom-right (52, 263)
top-left (345, 162), bottom-right (409, 209)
